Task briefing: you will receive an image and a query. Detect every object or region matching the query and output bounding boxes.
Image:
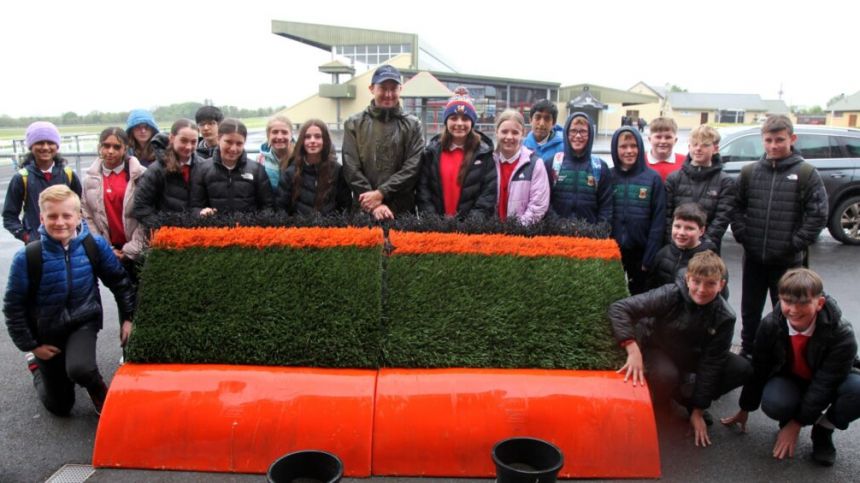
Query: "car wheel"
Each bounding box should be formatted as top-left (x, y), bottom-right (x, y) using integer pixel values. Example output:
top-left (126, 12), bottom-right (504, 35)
top-left (828, 195), bottom-right (860, 245)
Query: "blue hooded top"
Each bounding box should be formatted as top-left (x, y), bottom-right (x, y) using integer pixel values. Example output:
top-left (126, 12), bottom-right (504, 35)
top-left (523, 124), bottom-right (564, 165)
top-left (546, 112), bottom-right (613, 224)
top-left (126, 109), bottom-right (159, 133)
top-left (609, 126), bottom-right (666, 269)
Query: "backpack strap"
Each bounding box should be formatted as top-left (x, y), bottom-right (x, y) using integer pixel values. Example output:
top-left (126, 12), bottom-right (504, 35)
top-left (18, 168), bottom-right (28, 201)
top-left (64, 166), bottom-right (75, 185)
top-left (25, 235), bottom-right (100, 301)
top-left (25, 240), bottom-right (42, 305)
top-left (796, 161), bottom-right (815, 202)
top-left (82, 234), bottom-right (101, 277)
top-left (739, 163), bottom-right (755, 197)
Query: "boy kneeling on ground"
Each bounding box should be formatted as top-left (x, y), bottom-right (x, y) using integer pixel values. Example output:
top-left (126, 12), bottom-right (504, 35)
top-left (722, 269), bottom-right (860, 466)
top-left (609, 251), bottom-right (752, 447)
top-left (3, 185), bottom-right (135, 416)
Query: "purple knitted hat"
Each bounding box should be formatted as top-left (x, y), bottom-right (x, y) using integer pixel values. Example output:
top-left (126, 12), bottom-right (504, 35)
top-left (25, 121), bottom-right (61, 149)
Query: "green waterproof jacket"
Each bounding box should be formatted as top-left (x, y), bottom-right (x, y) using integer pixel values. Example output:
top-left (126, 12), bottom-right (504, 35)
top-left (341, 102), bottom-right (424, 215)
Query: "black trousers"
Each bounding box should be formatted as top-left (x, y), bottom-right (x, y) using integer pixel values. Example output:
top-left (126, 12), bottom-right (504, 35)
top-left (621, 246), bottom-right (648, 296)
top-left (644, 347), bottom-right (752, 409)
top-left (740, 254), bottom-right (801, 354)
top-left (762, 374), bottom-right (860, 430)
top-left (33, 326), bottom-right (104, 416)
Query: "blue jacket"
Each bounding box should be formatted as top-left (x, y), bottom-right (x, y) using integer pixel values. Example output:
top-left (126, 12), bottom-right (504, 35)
top-left (523, 124), bottom-right (564, 165)
top-left (546, 112), bottom-right (613, 224)
top-left (3, 221), bottom-right (135, 351)
top-left (2, 155), bottom-right (83, 243)
top-left (610, 127), bottom-right (666, 269)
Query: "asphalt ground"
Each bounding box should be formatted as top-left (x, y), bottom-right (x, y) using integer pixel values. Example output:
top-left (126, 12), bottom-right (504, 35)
top-left (1, 202), bottom-right (858, 481)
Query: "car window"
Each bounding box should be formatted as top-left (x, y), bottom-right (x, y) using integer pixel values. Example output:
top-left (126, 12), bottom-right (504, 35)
top-left (720, 134), bottom-right (763, 162)
top-left (795, 134), bottom-right (833, 159)
top-left (839, 136), bottom-right (860, 157)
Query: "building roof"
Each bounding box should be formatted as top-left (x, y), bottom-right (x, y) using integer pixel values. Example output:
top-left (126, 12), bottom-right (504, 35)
top-left (401, 72), bottom-right (454, 98)
top-left (561, 84), bottom-right (657, 105)
top-left (271, 20), bottom-right (458, 72)
top-left (668, 92), bottom-right (767, 111)
top-left (629, 82), bottom-right (667, 99)
top-left (828, 90), bottom-right (860, 112)
top-left (401, 68), bottom-right (559, 90)
top-left (272, 20), bottom-right (415, 52)
top-left (762, 99), bottom-right (790, 114)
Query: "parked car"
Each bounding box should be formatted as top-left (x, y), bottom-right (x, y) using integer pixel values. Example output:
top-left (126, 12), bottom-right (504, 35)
top-left (719, 125), bottom-right (860, 245)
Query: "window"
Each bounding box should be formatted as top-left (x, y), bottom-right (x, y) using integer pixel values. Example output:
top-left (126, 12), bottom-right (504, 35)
top-left (721, 134), bottom-right (764, 162)
top-left (840, 137), bottom-right (860, 157)
top-left (717, 110), bottom-right (745, 124)
top-left (795, 134), bottom-right (833, 159)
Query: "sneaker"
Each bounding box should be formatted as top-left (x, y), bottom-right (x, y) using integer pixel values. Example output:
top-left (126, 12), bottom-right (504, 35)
top-left (87, 381), bottom-right (108, 416)
top-left (25, 352), bottom-right (38, 374)
top-left (811, 424), bottom-right (836, 466)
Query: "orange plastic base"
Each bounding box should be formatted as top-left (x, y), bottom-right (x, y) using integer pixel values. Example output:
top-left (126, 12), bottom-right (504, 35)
top-left (373, 368), bottom-right (660, 478)
top-left (93, 365), bottom-right (660, 478)
top-left (92, 364), bottom-right (376, 475)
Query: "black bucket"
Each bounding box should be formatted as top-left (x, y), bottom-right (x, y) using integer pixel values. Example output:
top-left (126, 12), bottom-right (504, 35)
top-left (492, 437), bottom-right (564, 483)
top-left (267, 450), bottom-right (344, 483)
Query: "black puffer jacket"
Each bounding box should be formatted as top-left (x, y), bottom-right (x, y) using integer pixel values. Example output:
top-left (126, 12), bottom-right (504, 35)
top-left (132, 134), bottom-right (206, 227)
top-left (609, 275), bottom-right (736, 409)
top-left (739, 296), bottom-right (858, 426)
top-left (416, 131), bottom-right (497, 219)
top-left (664, 154), bottom-right (736, 250)
top-left (341, 102), bottom-right (424, 215)
top-left (647, 239), bottom-right (717, 290)
top-left (191, 150), bottom-right (274, 213)
top-left (277, 159), bottom-right (352, 216)
top-left (731, 151), bottom-right (828, 266)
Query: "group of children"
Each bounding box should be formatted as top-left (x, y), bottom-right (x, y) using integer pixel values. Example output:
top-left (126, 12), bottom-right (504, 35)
top-left (2, 64), bottom-right (857, 468)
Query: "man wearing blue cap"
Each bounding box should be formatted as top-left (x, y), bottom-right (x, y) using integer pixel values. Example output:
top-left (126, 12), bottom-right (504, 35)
top-left (342, 64), bottom-right (424, 219)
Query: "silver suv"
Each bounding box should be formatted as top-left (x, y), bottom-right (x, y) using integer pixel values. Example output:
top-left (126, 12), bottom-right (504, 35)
top-left (719, 125), bottom-right (860, 245)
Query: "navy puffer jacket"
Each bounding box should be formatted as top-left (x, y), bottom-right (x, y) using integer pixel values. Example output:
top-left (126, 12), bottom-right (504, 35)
top-left (609, 127), bottom-right (666, 269)
top-left (546, 112), bottom-right (613, 224)
top-left (3, 222), bottom-right (135, 351)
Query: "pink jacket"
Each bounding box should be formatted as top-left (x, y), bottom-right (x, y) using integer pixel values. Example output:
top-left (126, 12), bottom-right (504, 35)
top-left (81, 156), bottom-right (147, 260)
top-left (495, 147), bottom-right (550, 225)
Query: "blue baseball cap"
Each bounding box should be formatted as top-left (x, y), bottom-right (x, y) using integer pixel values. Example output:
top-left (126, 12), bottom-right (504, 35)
top-left (371, 65), bottom-right (402, 85)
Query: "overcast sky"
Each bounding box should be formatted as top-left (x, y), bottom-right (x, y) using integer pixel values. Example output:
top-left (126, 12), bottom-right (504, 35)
top-left (2, 0), bottom-right (856, 117)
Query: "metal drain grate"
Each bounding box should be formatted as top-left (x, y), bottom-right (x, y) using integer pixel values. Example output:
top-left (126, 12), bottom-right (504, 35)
top-left (44, 464), bottom-right (95, 483)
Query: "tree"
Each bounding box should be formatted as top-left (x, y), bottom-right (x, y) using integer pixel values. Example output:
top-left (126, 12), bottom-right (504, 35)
top-left (827, 93), bottom-right (845, 108)
top-left (668, 84), bottom-right (687, 93)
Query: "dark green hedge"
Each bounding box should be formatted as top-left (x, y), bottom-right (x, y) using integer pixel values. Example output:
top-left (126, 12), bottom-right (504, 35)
top-left (383, 254), bottom-right (627, 369)
top-left (145, 211), bottom-right (611, 239)
top-left (126, 246), bottom-right (382, 367)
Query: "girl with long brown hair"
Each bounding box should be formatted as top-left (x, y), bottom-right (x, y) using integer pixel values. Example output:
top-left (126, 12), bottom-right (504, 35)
top-left (276, 119), bottom-right (350, 215)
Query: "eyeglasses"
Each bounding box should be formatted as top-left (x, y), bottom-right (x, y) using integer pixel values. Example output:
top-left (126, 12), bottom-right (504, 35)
top-left (569, 129), bottom-right (589, 138)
